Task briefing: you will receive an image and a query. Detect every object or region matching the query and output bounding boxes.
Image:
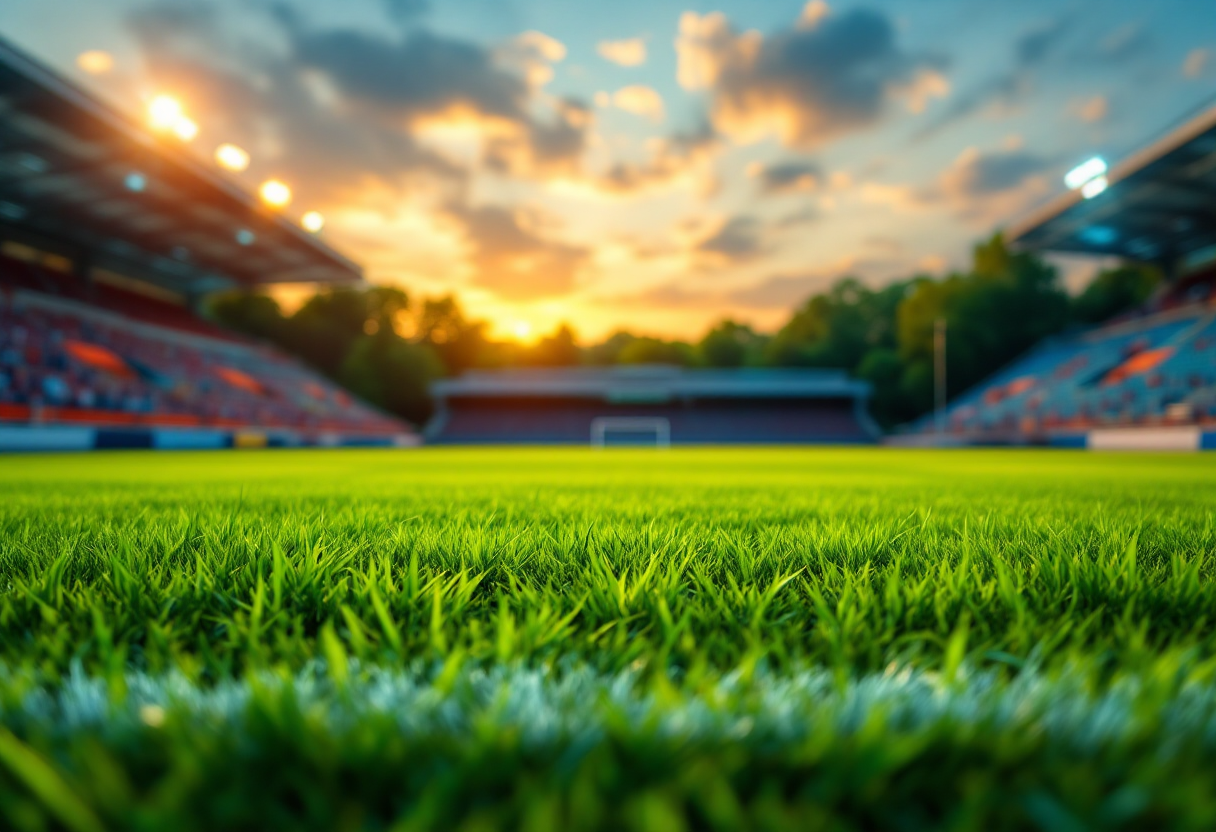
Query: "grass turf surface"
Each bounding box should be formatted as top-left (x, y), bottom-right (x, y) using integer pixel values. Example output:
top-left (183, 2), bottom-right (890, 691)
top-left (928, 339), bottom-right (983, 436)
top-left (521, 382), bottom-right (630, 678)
top-left (2, 448), bottom-right (1216, 830)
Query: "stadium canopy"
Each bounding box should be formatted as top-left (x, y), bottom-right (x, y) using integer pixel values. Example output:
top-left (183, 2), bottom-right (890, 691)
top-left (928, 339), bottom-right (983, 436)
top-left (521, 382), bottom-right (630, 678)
top-left (0, 36), bottom-right (361, 296)
top-left (433, 366), bottom-right (871, 402)
top-left (1008, 102), bottom-right (1216, 273)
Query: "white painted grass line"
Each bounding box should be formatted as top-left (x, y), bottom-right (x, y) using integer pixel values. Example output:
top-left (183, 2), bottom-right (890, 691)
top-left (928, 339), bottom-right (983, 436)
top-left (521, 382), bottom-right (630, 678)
top-left (5, 661), bottom-right (1216, 753)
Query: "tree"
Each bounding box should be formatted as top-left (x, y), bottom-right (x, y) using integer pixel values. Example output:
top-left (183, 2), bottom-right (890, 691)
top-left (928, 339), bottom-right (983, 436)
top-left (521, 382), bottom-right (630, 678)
top-left (1072, 264), bottom-right (1160, 324)
top-left (415, 295), bottom-right (488, 375)
top-left (699, 320), bottom-right (763, 367)
top-left (339, 333), bottom-right (444, 427)
top-left (525, 324), bottom-right (582, 367)
top-left (204, 292), bottom-right (285, 340)
top-left (617, 337), bottom-right (697, 366)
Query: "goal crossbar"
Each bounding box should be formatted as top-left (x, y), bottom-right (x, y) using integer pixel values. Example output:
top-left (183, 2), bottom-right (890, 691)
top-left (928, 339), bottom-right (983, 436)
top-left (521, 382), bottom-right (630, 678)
top-left (590, 417), bottom-right (671, 448)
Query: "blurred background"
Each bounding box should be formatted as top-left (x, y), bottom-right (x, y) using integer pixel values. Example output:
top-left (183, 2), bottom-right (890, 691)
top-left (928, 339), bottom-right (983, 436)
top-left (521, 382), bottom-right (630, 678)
top-left (1, 0), bottom-right (1214, 450)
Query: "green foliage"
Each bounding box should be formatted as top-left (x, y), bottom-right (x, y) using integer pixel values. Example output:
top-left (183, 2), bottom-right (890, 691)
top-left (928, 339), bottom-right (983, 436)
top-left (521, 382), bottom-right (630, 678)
top-left (1, 448), bottom-right (1216, 829)
top-left (617, 337), bottom-right (697, 366)
top-left (1073, 264), bottom-right (1161, 324)
top-left (339, 334), bottom-right (444, 426)
top-left (699, 321), bottom-right (766, 368)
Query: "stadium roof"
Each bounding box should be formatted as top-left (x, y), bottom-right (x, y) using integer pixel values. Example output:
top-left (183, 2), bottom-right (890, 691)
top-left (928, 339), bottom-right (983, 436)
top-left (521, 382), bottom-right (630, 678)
top-left (433, 366), bottom-right (871, 401)
top-left (1008, 102), bottom-right (1216, 268)
top-left (0, 36), bottom-right (362, 294)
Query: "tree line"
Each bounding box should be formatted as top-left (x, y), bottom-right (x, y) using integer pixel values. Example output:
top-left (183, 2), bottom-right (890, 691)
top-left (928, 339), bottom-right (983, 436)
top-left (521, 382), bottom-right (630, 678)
top-left (207, 234), bottom-right (1158, 429)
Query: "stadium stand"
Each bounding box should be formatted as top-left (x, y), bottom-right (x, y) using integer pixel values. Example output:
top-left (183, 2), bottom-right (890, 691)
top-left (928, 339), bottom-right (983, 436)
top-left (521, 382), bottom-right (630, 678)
top-left (922, 101), bottom-right (1216, 448)
top-left (940, 283), bottom-right (1216, 439)
top-left (0, 256), bottom-right (407, 443)
top-left (0, 37), bottom-right (414, 450)
top-left (428, 366), bottom-right (877, 445)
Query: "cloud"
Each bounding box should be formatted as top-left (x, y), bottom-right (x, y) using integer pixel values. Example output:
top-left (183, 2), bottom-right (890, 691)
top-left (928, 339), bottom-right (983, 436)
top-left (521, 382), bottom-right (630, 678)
top-left (937, 147), bottom-right (1050, 198)
top-left (612, 85), bottom-right (665, 121)
top-left (729, 272), bottom-right (835, 308)
top-left (774, 206), bottom-right (818, 229)
top-left (1184, 48), bottom-right (1210, 79)
top-left (384, 0), bottom-right (430, 26)
top-left (750, 160), bottom-right (821, 194)
top-left (126, 2), bottom-right (466, 200)
top-left (1093, 22), bottom-right (1152, 64)
top-left (675, 4), bottom-right (947, 149)
top-left (598, 37), bottom-right (647, 67)
top-left (282, 22), bottom-right (587, 179)
top-left (593, 123), bottom-right (721, 195)
top-left (1069, 95), bottom-right (1108, 124)
top-left (695, 215), bottom-right (766, 266)
top-left (442, 204), bottom-right (590, 300)
top-left (915, 16), bottom-right (1069, 139)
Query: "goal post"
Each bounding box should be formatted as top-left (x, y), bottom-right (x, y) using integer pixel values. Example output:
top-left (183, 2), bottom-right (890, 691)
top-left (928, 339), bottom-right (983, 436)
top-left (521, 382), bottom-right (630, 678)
top-left (590, 417), bottom-right (671, 448)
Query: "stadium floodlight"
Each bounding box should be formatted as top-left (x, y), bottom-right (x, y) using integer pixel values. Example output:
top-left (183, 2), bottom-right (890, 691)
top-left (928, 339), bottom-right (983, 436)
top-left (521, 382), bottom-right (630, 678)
top-left (1064, 156), bottom-right (1107, 190)
top-left (1080, 176), bottom-right (1108, 199)
top-left (259, 180), bottom-right (292, 208)
top-left (215, 143), bottom-right (250, 172)
top-left (301, 211), bottom-right (325, 233)
top-left (148, 95), bottom-right (199, 141)
top-left (148, 95), bottom-right (184, 131)
top-left (124, 172), bottom-right (147, 193)
top-left (172, 116), bottom-right (199, 142)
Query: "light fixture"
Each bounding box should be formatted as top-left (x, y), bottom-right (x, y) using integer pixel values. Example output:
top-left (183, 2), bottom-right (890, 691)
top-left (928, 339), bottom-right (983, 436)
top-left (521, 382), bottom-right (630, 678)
top-left (148, 96), bottom-right (184, 131)
top-left (235, 229), bottom-right (256, 246)
top-left (148, 95), bottom-right (199, 142)
top-left (1080, 176), bottom-right (1108, 199)
top-left (1064, 156), bottom-right (1107, 191)
top-left (301, 211), bottom-right (325, 233)
top-left (259, 180), bottom-right (292, 208)
top-left (124, 172), bottom-right (147, 192)
top-left (171, 115), bottom-right (199, 142)
top-left (215, 143), bottom-right (250, 172)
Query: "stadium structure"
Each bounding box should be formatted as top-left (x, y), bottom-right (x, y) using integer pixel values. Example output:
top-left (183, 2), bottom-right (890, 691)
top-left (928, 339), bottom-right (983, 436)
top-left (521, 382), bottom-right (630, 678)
top-left (0, 37), bottom-right (415, 451)
top-left (923, 101), bottom-right (1216, 451)
top-left (427, 365), bottom-right (878, 445)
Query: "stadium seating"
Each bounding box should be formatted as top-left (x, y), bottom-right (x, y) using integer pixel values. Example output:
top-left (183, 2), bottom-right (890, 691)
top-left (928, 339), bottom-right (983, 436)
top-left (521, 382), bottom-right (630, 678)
top-left (0, 258), bottom-right (405, 437)
top-left (940, 289), bottom-right (1216, 437)
top-left (433, 398), bottom-right (870, 444)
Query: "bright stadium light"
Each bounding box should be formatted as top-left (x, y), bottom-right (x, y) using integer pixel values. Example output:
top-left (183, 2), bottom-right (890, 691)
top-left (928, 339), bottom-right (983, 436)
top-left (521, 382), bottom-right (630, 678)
top-left (259, 180), bottom-right (292, 208)
top-left (172, 115), bottom-right (199, 142)
top-left (148, 95), bottom-right (199, 141)
top-left (1080, 176), bottom-right (1108, 199)
top-left (301, 211), bottom-right (325, 233)
top-left (148, 95), bottom-right (184, 131)
top-left (215, 143), bottom-right (250, 172)
top-left (1064, 156), bottom-right (1107, 190)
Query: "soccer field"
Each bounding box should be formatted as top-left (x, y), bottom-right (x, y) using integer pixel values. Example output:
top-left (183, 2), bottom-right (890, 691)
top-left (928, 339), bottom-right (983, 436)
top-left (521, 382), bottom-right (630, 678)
top-left (2, 448), bottom-right (1216, 830)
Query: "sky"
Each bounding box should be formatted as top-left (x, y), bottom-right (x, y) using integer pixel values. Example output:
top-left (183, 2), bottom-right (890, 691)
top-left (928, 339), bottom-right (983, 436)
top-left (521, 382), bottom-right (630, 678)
top-left (3, 0), bottom-right (1215, 341)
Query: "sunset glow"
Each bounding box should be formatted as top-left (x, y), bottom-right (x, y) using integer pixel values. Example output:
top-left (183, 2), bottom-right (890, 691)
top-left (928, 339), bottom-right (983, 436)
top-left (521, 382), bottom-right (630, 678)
top-left (20, 0), bottom-right (1210, 341)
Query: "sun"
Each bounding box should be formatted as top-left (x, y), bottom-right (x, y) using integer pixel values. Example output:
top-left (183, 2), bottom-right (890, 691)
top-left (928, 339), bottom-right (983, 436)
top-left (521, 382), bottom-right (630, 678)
top-left (511, 320), bottom-right (533, 341)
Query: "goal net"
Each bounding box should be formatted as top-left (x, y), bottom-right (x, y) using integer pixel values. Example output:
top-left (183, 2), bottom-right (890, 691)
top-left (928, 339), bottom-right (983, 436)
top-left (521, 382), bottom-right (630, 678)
top-left (590, 417), bottom-right (671, 448)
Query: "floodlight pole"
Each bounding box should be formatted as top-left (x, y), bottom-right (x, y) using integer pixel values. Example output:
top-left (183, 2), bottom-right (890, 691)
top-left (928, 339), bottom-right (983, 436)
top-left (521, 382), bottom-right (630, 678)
top-left (934, 318), bottom-right (947, 437)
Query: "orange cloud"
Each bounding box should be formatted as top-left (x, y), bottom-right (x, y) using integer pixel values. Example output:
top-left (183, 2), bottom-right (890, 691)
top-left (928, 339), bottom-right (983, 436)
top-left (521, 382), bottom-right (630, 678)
top-left (675, 6), bottom-right (946, 149)
top-left (612, 85), bottom-right (665, 121)
top-left (598, 37), bottom-right (647, 67)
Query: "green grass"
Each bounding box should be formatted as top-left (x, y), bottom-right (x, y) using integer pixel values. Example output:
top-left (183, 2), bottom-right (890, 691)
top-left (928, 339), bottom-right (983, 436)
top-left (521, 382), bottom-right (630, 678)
top-left (2, 448), bottom-right (1216, 830)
